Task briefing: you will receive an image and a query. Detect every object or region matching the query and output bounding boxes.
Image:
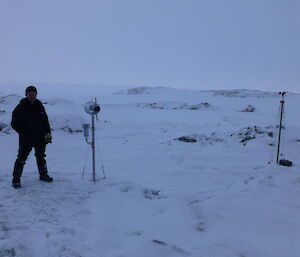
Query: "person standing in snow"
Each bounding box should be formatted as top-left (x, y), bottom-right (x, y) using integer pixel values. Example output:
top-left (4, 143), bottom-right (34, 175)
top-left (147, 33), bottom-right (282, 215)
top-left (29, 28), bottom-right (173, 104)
top-left (11, 86), bottom-right (53, 188)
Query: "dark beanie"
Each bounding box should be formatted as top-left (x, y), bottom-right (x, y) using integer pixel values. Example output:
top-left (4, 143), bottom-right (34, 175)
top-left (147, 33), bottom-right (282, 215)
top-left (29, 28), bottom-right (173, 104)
top-left (25, 86), bottom-right (37, 96)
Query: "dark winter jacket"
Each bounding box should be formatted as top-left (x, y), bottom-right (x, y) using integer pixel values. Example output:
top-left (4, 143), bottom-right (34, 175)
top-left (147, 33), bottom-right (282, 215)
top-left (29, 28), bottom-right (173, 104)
top-left (11, 98), bottom-right (51, 139)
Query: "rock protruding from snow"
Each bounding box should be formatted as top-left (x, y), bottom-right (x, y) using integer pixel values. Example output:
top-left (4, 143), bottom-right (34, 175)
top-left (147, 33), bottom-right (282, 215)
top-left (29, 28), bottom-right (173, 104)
top-left (175, 133), bottom-right (224, 145)
top-left (240, 105), bottom-right (256, 112)
top-left (143, 189), bottom-right (167, 200)
top-left (175, 136), bottom-right (197, 143)
top-left (231, 126), bottom-right (274, 145)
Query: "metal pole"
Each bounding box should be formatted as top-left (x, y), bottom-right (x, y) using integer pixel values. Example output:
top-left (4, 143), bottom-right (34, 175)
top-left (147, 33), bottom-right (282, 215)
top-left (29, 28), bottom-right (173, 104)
top-left (92, 114), bottom-right (96, 182)
top-left (276, 92), bottom-right (285, 163)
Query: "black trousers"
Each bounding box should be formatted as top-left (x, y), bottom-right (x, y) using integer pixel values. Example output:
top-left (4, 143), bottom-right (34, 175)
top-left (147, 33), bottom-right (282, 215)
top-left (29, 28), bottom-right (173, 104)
top-left (13, 135), bottom-right (48, 178)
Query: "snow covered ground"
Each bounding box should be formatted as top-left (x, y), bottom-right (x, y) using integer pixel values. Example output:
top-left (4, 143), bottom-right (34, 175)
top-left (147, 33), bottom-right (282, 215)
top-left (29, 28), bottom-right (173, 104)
top-left (0, 84), bottom-right (300, 257)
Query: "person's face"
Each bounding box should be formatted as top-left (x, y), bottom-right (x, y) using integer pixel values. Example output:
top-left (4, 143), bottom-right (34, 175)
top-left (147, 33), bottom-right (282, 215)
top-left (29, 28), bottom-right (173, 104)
top-left (26, 91), bottom-right (37, 102)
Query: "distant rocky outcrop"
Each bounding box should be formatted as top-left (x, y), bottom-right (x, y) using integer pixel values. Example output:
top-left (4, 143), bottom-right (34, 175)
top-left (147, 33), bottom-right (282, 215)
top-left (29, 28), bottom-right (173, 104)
top-left (208, 89), bottom-right (280, 98)
top-left (115, 87), bottom-right (285, 99)
top-left (116, 87), bottom-right (169, 95)
top-left (142, 102), bottom-right (213, 110)
top-left (105, 101), bottom-right (214, 111)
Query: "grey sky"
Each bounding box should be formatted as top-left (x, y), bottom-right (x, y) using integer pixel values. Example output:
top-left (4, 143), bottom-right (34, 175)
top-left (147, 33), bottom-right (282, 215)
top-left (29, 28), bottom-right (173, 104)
top-left (0, 0), bottom-right (299, 92)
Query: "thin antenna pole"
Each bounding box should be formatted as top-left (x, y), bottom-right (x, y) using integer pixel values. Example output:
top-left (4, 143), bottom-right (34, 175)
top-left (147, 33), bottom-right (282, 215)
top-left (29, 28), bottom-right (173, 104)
top-left (276, 92), bottom-right (286, 163)
top-left (91, 114), bottom-right (96, 182)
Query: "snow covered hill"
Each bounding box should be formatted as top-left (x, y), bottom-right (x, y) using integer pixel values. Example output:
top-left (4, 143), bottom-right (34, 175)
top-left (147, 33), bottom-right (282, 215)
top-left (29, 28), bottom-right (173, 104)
top-left (0, 85), bottom-right (300, 257)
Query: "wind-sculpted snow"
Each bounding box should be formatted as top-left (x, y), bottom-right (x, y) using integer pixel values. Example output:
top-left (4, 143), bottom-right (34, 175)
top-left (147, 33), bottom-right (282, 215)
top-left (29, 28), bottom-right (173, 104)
top-left (0, 94), bottom-right (22, 105)
top-left (41, 98), bottom-right (87, 132)
top-left (40, 98), bottom-right (77, 106)
top-left (0, 94), bottom-right (86, 134)
top-left (49, 114), bottom-right (86, 133)
top-left (0, 121), bottom-right (10, 134)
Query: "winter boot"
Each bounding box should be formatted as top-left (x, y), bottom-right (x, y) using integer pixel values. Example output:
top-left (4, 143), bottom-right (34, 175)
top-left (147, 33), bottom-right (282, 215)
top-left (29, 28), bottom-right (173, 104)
top-left (40, 174), bottom-right (53, 182)
top-left (12, 159), bottom-right (24, 188)
top-left (12, 177), bottom-right (21, 189)
top-left (37, 159), bottom-right (53, 182)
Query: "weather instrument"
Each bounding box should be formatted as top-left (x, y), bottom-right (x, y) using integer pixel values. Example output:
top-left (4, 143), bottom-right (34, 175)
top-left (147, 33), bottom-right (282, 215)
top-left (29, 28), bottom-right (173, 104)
top-left (275, 92), bottom-right (293, 167)
top-left (82, 98), bottom-right (106, 181)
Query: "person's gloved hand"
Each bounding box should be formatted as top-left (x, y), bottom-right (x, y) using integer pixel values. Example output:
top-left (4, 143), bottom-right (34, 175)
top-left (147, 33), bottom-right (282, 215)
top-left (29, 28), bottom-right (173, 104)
top-left (45, 132), bottom-right (52, 144)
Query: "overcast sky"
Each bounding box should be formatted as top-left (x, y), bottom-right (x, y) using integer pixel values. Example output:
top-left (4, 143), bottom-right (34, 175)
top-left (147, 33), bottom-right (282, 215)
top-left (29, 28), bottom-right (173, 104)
top-left (0, 0), bottom-right (299, 92)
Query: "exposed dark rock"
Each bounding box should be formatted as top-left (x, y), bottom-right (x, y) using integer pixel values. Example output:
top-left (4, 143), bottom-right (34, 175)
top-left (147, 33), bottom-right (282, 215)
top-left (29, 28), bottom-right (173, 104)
top-left (175, 133), bottom-right (224, 145)
top-left (279, 159), bottom-right (293, 167)
top-left (127, 87), bottom-right (150, 95)
top-left (143, 189), bottom-right (167, 200)
top-left (175, 136), bottom-right (197, 143)
top-left (152, 239), bottom-right (167, 245)
top-left (240, 105), bottom-right (255, 112)
top-left (231, 126), bottom-right (274, 145)
top-left (0, 247), bottom-right (16, 257)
